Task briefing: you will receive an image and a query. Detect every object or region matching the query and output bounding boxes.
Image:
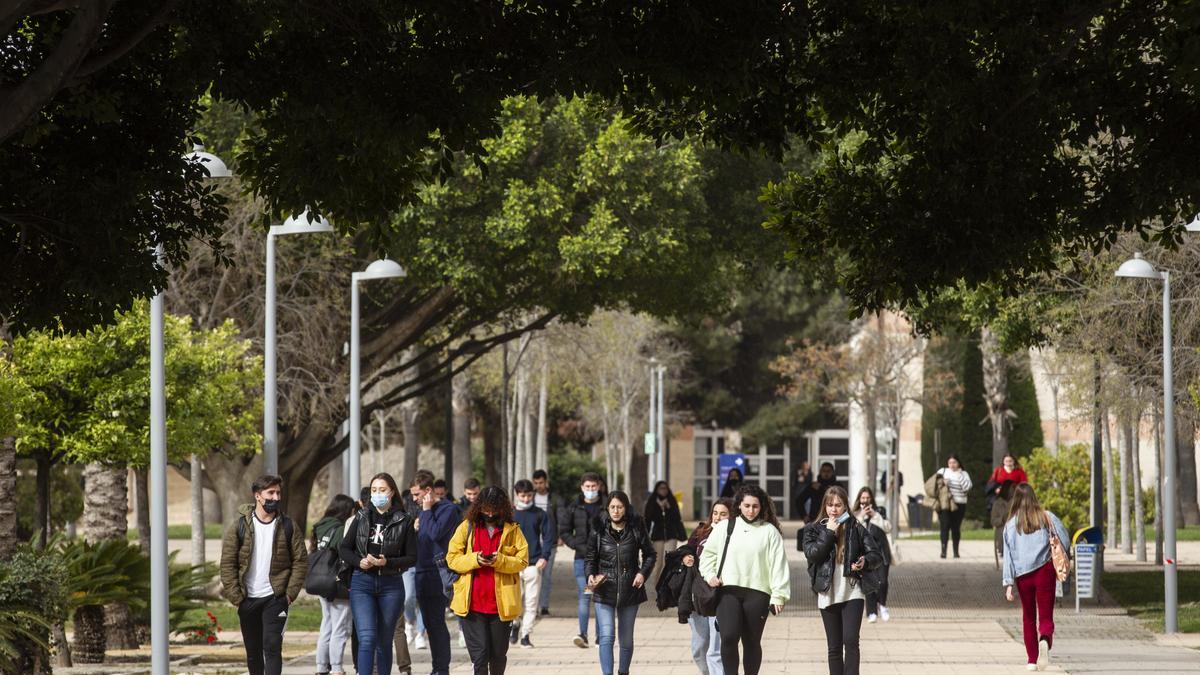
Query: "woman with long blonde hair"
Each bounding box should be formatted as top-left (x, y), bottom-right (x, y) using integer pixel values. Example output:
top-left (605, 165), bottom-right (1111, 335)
top-left (1002, 483), bottom-right (1070, 671)
top-left (802, 486), bottom-right (882, 675)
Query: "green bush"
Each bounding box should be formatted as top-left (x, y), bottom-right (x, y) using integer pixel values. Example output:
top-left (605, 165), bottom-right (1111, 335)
top-left (1021, 444), bottom-right (1090, 534)
top-left (0, 544), bottom-right (69, 673)
top-left (548, 449), bottom-right (607, 496)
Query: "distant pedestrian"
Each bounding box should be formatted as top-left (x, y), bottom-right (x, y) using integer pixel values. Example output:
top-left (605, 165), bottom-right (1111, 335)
top-left (1002, 483), bottom-right (1070, 672)
top-left (793, 463), bottom-right (814, 521)
top-left (414, 470), bottom-right (462, 675)
top-left (801, 462), bottom-right (843, 522)
top-left (531, 469), bottom-right (565, 617)
top-left (803, 485), bottom-right (883, 675)
top-left (719, 468), bottom-right (743, 499)
top-left (338, 472), bottom-right (417, 675)
top-left (852, 487), bottom-right (894, 624)
top-left (644, 481), bottom-right (688, 593)
top-left (219, 474), bottom-right (309, 675)
top-left (678, 498), bottom-right (733, 675)
top-left (931, 455), bottom-right (972, 558)
top-left (560, 472), bottom-right (606, 648)
top-left (433, 478), bottom-right (450, 502)
top-left (701, 484), bottom-right (790, 675)
top-left (587, 491), bottom-right (656, 675)
top-left (447, 486), bottom-right (529, 675)
top-left (459, 478), bottom-right (482, 515)
top-left (986, 454), bottom-right (1028, 523)
top-left (311, 494), bottom-right (357, 675)
top-left (401, 474), bottom-right (427, 651)
top-left (511, 479), bottom-right (553, 648)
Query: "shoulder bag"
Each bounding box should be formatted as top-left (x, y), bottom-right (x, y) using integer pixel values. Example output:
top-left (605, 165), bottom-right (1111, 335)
top-left (692, 517), bottom-right (735, 617)
top-left (1043, 513), bottom-right (1070, 582)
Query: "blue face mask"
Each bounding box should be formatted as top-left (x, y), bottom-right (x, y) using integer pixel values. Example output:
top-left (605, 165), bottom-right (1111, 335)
top-left (370, 493), bottom-right (391, 509)
top-left (583, 490), bottom-right (599, 501)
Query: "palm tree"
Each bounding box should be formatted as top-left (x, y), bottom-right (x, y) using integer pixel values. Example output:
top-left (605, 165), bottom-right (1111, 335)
top-left (61, 539), bottom-right (149, 665)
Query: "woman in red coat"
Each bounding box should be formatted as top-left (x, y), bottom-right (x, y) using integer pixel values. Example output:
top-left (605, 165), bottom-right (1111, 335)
top-left (987, 454), bottom-right (1028, 522)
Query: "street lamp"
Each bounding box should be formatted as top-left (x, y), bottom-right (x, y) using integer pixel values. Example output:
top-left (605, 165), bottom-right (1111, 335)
top-left (147, 144), bottom-right (231, 675)
top-left (349, 259), bottom-right (406, 497)
top-left (263, 209), bottom-right (334, 475)
top-left (656, 363), bottom-right (666, 484)
top-left (1115, 251), bottom-right (1178, 633)
top-left (647, 357), bottom-right (659, 487)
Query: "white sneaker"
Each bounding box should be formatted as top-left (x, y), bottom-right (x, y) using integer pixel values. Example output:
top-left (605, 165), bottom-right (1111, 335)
top-left (405, 624), bottom-right (415, 644)
top-left (414, 633), bottom-right (428, 650)
top-left (457, 630), bottom-right (466, 648)
top-left (1026, 664), bottom-right (1038, 671)
top-left (879, 606), bottom-right (890, 622)
top-left (1037, 637), bottom-right (1050, 670)
top-left (867, 613), bottom-right (877, 623)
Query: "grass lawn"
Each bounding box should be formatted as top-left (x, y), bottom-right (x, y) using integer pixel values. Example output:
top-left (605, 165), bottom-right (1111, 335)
top-left (907, 528), bottom-right (996, 541)
top-left (192, 597), bottom-right (326, 635)
top-left (1103, 570), bottom-right (1200, 633)
top-left (127, 523), bottom-right (224, 541)
top-left (908, 525), bottom-right (1200, 542)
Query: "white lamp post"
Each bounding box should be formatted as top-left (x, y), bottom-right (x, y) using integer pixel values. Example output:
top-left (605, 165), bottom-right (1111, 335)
top-left (656, 363), bottom-right (666, 484)
top-left (1115, 251), bottom-right (1178, 633)
top-left (263, 209), bottom-right (334, 475)
top-left (349, 259), bottom-right (406, 496)
top-left (148, 145), bottom-right (230, 675)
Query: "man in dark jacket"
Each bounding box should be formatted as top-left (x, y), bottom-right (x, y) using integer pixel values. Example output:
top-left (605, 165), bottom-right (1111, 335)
top-left (531, 469), bottom-right (565, 616)
top-left (413, 469), bottom-right (461, 675)
top-left (219, 474), bottom-right (309, 675)
top-left (457, 477), bottom-right (481, 516)
top-left (559, 471), bottom-right (605, 648)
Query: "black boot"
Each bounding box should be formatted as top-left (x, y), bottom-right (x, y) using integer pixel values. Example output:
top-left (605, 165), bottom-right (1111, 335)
top-left (940, 544), bottom-right (947, 559)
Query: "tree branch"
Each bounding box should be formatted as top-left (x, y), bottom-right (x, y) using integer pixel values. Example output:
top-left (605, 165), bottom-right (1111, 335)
top-left (72, 0), bottom-right (182, 81)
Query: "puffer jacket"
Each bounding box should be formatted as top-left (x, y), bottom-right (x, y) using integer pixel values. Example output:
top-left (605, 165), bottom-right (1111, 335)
top-left (924, 473), bottom-right (957, 512)
top-left (338, 506), bottom-right (417, 577)
top-left (586, 514), bottom-right (656, 608)
top-left (802, 517), bottom-right (883, 595)
top-left (220, 504), bottom-right (309, 606)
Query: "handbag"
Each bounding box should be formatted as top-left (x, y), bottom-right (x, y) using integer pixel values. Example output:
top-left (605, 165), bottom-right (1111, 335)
top-left (1043, 513), bottom-right (1070, 582)
top-left (437, 521), bottom-right (474, 603)
top-left (304, 532), bottom-right (343, 600)
top-left (692, 518), bottom-right (735, 617)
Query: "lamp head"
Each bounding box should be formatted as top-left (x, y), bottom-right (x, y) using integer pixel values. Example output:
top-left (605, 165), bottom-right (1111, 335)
top-left (1115, 252), bottom-right (1162, 280)
top-left (272, 208), bottom-right (334, 236)
top-left (1186, 214), bottom-right (1200, 233)
top-left (184, 144), bottom-right (232, 179)
top-left (355, 258), bottom-right (406, 282)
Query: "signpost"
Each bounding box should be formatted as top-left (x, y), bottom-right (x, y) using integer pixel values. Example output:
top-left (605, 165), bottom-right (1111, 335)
top-left (1075, 543), bottom-right (1098, 613)
top-left (644, 432), bottom-right (656, 455)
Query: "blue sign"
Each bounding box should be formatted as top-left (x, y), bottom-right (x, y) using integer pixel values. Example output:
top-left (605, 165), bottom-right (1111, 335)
top-left (717, 453), bottom-right (746, 494)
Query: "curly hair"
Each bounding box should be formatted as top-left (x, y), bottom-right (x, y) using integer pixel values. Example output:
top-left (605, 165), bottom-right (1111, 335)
top-left (464, 485), bottom-right (515, 524)
top-left (734, 483), bottom-right (782, 532)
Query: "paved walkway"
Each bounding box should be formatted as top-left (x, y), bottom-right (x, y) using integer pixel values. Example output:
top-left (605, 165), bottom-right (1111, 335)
top-left (91, 530), bottom-right (1200, 674)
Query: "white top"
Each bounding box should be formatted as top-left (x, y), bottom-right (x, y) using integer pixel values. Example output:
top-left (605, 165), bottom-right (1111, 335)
top-left (534, 493), bottom-right (550, 512)
top-left (937, 468), bottom-right (973, 504)
top-left (817, 562), bottom-right (865, 610)
top-left (244, 514), bottom-right (277, 599)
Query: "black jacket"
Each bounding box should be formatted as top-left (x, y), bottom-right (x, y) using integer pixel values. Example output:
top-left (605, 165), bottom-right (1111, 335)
top-left (560, 495), bottom-right (605, 561)
top-left (585, 515), bottom-right (656, 608)
top-left (338, 507), bottom-right (417, 577)
top-left (802, 517), bottom-right (883, 595)
top-left (643, 495), bottom-right (688, 542)
top-left (654, 545), bottom-right (692, 613)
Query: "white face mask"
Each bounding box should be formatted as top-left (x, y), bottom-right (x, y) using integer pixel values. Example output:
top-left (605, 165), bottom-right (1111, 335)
top-left (515, 499), bottom-right (532, 511)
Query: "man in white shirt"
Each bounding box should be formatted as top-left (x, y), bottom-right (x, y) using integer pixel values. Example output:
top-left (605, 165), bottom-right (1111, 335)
top-left (220, 474), bottom-right (308, 675)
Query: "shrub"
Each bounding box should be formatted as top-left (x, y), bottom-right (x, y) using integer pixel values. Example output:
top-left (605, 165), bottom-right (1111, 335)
top-left (0, 544), bottom-right (68, 673)
top-left (1021, 444), bottom-right (1090, 534)
top-left (548, 449), bottom-right (608, 496)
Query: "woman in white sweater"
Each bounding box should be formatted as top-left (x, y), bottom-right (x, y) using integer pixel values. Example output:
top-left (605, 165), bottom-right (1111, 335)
top-left (699, 484), bottom-right (790, 675)
top-left (936, 455), bottom-right (972, 558)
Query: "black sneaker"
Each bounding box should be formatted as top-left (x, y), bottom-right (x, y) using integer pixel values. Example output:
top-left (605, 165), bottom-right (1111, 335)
top-left (509, 625), bottom-right (519, 644)
top-left (539, 608), bottom-right (550, 616)
top-left (520, 636), bottom-right (533, 649)
top-left (573, 634), bottom-right (588, 648)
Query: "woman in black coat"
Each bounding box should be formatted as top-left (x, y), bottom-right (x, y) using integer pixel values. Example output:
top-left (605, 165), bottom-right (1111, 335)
top-left (586, 491), bottom-right (656, 675)
top-left (644, 481), bottom-right (688, 591)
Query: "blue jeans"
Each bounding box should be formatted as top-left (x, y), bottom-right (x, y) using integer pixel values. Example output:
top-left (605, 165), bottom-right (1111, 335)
top-left (688, 612), bottom-right (723, 675)
top-left (573, 558), bottom-right (597, 638)
top-left (350, 572), bottom-right (405, 675)
top-left (414, 569), bottom-right (451, 674)
top-left (538, 544), bottom-right (557, 611)
top-left (594, 602), bottom-right (638, 675)
top-left (401, 567), bottom-right (424, 634)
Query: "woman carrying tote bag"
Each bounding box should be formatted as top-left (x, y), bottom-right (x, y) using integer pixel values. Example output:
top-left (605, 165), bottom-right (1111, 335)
top-left (1002, 483), bottom-right (1071, 672)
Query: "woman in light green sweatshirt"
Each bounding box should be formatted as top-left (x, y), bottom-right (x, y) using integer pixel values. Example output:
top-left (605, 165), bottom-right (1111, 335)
top-left (699, 484), bottom-right (791, 675)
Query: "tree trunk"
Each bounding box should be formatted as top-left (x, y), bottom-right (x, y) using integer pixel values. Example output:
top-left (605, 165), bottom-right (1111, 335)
top-left (514, 371), bottom-right (527, 482)
top-left (401, 398), bottom-right (421, 485)
top-left (0, 434), bottom-right (18, 561)
top-left (133, 466), bottom-right (150, 551)
top-left (1178, 417), bottom-right (1200, 526)
top-left (1051, 383), bottom-right (1061, 455)
top-left (203, 454), bottom-right (261, 539)
top-left (536, 358), bottom-right (548, 473)
top-left (190, 454), bottom-right (206, 567)
top-left (480, 404), bottom-right (502, 488)
top-left (1102, 410), bottom-right (1116, 547)
top-left (1131, 410), bottom-right (1146, 562)
top-left (601, 406), bottom-right (614, 490)
top-left (72, 604), bottom-right (108, 664)
top-left (82, 463), bottom-right (128, 542)
top-left (620, 401), bottom-right (632, 495)
top-left (864, 401), bottom-right (879, 494)
top-left (452, 370), bottom-right (473, 490)
top-left (53, 622), bottom-right (72, 667)
top-left (36, 449), bottom-right (51, 548)
top-left (327, 452), bottom-right (344, 498)
top-left (980, 326), bottom-right (1011, 467)
top-left (1120, 419), bottom-right (1131, 554)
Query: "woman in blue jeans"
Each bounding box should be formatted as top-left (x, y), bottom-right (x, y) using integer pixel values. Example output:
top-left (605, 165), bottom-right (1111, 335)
top-left (585, 491), bottom-right (656, 675)
top-left (339, 473), bottom-right (417, 674)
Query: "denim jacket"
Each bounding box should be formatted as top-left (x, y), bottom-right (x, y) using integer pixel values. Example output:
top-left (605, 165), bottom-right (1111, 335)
top-left (1001, 511), bottom-right (1071, 587)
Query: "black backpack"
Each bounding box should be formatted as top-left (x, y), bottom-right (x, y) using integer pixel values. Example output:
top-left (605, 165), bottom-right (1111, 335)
top-left (304, 522), bottom-right (347, 600)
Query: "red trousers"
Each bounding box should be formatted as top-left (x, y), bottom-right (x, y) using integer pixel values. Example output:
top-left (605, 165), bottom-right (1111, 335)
top-left (1015, 561), bottom-right (1056, 663)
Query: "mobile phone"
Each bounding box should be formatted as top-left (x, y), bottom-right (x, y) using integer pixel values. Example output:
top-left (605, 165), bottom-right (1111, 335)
top-left (836, 511), bottom-right (851, 525)
top-left (769, 605), bottom-right (779, 616)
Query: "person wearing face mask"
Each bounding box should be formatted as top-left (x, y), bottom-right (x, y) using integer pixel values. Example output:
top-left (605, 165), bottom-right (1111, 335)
top-left (220, 474), bottom-right (309, 675)
top-left (560, 471), bottom-right (606, 648)
top-left (338, 472), bottom-right (417, 675)
top-left (587, 491), bottom-right (656, 675)
top-left (411, 470), bottom-right (463, 675)
top-left (644, 481), bottom-right (688, 596)
top-left (447, 486), bottom-right (529, 674)
top-left (719, 467), bottom-right (743, 499)
top-left (510, 479), bottom-right (552, 648)
top-left (701, 484), bottom-right (791, 675)
top-left (852, 487), bottom-right (894, 624)
top-left (803, 486), bottom-right (883, 675)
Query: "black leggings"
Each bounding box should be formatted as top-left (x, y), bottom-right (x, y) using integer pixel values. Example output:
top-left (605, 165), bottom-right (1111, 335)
top-left (865, 566), bottom-right (889, 613)
top-left (939, 507), bottom-right (966, 554)
top-left (820, 598), bottom-right (864, 675)
top-left (461, 611), bottom-right (512, 675)
top-left (716, 586), bottom-right (771, 675)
